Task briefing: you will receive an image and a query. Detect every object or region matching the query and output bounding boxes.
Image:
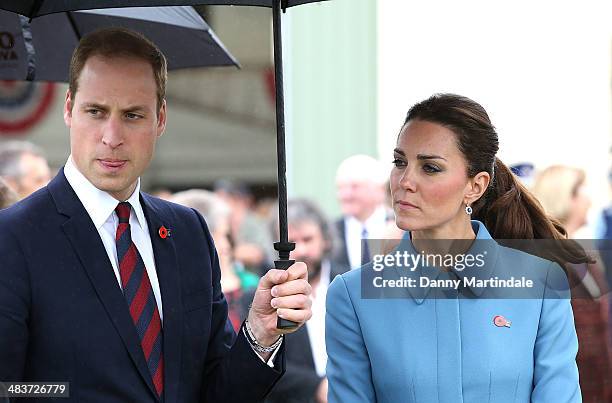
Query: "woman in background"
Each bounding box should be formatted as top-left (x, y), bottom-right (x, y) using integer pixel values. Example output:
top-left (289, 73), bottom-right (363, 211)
top-left (172, 189), bottom-right (259, 331)
top-left (533, 165), bottom-right (612, 402)
top-left (326, 94), bottom-right (583, 402)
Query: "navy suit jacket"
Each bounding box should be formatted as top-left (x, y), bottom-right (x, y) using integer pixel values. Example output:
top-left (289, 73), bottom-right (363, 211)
top-left (265, 325), bottom-right (320, 403)
top-left (0, 171), bottom-right (284, 402)
top-left (332, 218), bottom-right (350, 269)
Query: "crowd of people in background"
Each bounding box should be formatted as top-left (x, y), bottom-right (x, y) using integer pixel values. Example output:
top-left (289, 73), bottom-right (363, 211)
top-left (1, 140), bottom-right (612, 402)
top-left (0, 141), bottom-right (51, 201)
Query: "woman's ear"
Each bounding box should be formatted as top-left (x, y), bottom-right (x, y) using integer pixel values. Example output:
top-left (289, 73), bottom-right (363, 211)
top-left (465, 172), bottom-right (491, 205)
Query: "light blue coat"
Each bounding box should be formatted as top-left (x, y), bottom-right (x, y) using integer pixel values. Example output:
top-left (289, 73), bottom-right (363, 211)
top-left (325, 220), bottom-right (581, 403)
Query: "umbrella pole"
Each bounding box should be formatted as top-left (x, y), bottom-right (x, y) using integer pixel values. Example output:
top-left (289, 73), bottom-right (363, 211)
top-left (272, 0), bottom-right (297, 330)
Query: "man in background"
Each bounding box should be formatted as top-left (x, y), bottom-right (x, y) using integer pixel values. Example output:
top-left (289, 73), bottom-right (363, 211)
top-left (333, 154), bottom-right (391, 269)
top-left (214, 179), bottom-right (273, 275)
top-left (267, 198), bottom-right (348, 403)
top-left (0, 140), bottom-right (51, 200)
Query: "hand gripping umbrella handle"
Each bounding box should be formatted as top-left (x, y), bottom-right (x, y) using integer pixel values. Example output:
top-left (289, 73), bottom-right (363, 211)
top-left (274, 258), bottom-right (299, 329)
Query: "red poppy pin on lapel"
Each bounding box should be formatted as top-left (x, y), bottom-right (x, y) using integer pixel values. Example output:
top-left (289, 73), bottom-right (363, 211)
top-left (159, 226), bottom-right (170, 239)
top-left (493, 315), bottom-right (511, 328)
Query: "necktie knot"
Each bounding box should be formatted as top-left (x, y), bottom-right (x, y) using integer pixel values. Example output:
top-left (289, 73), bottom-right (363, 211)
top-left (361, 226), bottom-right (371, 264)
top-left (361, 226), bottom-right (368, 238)
top-left (115, 202), bottom-right (131, 223)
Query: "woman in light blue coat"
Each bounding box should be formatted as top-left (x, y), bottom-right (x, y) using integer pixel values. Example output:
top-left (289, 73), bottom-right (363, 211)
top-left (326, 94), bottom-right (584, 403)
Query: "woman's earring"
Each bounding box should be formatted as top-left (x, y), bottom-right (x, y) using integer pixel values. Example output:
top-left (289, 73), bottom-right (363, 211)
top-left (465, 204), bottom-right (473, 215)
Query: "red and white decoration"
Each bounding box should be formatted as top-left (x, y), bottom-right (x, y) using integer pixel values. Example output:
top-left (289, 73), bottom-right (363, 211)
top-left (0, 80), bottom-right (55, 135)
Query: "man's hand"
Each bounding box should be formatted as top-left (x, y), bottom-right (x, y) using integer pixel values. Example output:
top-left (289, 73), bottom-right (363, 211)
top-left (247, 262), bottom-right (312, 347)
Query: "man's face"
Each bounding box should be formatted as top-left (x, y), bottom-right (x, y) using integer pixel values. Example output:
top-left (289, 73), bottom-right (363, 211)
top-left (289, 221), bottom-right (327, 278)
top-left (64, 55), bottom-right (166, 201)
top-left (14, 152), bottom-right (51, 199)
top-left (336, 179), bottom-right (384, 221)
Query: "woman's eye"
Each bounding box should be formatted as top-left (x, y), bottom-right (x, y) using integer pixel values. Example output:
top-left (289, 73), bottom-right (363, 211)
top-left (392, 158), bottom-right (406, 168)
top-left (423, 163), bottom-right (441, 173)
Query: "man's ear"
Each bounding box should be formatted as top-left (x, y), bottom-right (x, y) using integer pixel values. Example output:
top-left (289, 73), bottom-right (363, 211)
top-left (63, 89), bottom-right (73, 128)
top-left (465, 171), bottom-right (491, 205)
top-left (157, 99), bottom-right (167, 138)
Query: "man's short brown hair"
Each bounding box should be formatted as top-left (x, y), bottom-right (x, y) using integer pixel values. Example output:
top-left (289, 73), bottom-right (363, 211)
top-left (68, 28), bottom-right (167, 113)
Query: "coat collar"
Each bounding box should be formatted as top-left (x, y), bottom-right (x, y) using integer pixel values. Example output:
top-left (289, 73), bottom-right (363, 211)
top-left (396, 220), bottom-right (501, 304)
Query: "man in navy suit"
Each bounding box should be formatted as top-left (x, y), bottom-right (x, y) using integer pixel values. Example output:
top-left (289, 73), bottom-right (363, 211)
top-left (0, 28), bottom-right (312, 402)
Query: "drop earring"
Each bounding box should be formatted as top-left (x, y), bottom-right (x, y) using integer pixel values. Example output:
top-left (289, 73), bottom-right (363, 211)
top-left (465, 203), bottom-right (473, 215)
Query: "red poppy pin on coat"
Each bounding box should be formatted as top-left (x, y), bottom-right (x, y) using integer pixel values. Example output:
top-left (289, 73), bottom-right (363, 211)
top-left (493, 315), bottom-right (511, 328)
top-left (158, 226), bottom-right (170, 239)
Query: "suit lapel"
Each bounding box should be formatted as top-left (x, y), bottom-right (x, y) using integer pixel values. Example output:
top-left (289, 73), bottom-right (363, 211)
top-left (335, 219), bottom-right (351, 268)
top-left (49, 171), bottom-right (161, 402)
top-left (141, 193), bottom-right (182, 403)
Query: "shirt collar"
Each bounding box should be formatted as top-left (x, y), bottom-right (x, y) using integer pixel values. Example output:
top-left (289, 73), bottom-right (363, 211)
top-left (64, 156), bottom-right (146, 230)
top-left (347, 205), bottom-right (388, 231)
top-left (366, 206), bottom-right (388, 228)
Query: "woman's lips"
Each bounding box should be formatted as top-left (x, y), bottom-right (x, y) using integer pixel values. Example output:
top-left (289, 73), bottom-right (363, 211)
top-left (396, 201), bottom-right (419, 210)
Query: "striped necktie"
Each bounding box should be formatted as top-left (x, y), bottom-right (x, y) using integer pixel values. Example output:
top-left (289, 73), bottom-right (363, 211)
top-left (115, 202), bottom-right (164, 399)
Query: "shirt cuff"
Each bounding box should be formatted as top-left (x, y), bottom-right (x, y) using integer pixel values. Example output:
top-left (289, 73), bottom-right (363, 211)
top-left (249, 336), bottom-right (283, 368)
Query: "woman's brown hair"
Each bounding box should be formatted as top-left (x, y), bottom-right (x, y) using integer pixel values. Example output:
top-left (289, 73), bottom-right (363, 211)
top-left (403, 93), bottom-right (591, 265)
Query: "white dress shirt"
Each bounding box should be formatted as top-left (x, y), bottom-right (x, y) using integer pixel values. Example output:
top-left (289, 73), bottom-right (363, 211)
top-left (305, 260), bottom-right (330, 377)
top-left (345, 206), bottom-right (389, 269)
top-left (64, 156), bottom-right (164, 323)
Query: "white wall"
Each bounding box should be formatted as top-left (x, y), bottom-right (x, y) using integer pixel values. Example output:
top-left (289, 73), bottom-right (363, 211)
top-left (377, 0), bottom-right (612, 225)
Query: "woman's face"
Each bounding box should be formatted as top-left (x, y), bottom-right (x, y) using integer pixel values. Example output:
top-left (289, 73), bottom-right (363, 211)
top-left (212, 218), bottom-right (233, 266)
top-left (390, 119), bottom-right (477, 232)
top-left (570, 183), bottom-right (591, 229)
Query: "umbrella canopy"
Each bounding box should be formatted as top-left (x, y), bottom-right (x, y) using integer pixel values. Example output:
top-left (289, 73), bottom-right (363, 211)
top-left (1, 0), bottom-right (324, 18)
top-left (0, 6), bottom-right (238, 81)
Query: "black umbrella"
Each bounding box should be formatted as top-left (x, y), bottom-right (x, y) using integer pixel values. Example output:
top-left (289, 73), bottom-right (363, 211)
top-left (1, 0), bottom-right (327, 329)
top-left (0, 0), bottom-right (318, 15)
top-left (0, 6), bottom-right (238, 81)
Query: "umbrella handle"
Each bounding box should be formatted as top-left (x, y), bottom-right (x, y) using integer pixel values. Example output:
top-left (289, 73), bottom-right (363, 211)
top-left (274, 258), bottom-right (299, 329)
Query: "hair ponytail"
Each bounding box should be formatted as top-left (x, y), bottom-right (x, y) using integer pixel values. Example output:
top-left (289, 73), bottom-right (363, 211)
top-left (473, 157), bottom-right (591, 265)
top-left (473, 158), bottom-right (562, 239)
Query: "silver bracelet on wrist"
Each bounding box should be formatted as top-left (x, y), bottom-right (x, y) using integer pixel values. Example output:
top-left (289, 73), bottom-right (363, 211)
top-left (243, 319), bottom-right (283, 353)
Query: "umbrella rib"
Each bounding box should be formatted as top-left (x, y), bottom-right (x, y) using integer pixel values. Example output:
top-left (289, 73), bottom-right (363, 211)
top-left (28, 0), bottom-right (43, 19)
top-left (66, 12), bottom-right (82, 41)
top-left (18, 15), bottom-right (37, 80)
